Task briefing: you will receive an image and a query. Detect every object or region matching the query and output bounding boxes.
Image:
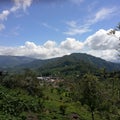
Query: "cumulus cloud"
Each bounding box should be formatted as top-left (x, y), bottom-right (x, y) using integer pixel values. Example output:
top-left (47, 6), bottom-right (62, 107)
top-left (0, 29), bottom-right (119, 62)
top-left (87, 49), bottom-right (119, 63)
top-left (44, 40), bottom-right (56, 48)
top-left (0, 38), bottom-right (83, 59)
top-left (84, 29), bottom-right (119, 50)
top-left (84, 29), bottom-right (120, 62)
top-left (60, 38), bottom-right (83, 50)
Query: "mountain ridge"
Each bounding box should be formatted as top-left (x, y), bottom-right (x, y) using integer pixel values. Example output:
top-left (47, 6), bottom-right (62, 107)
top-left (0, 53), bottom-right (120, 72)
top-left (0, 55), bottom-right (35, 70)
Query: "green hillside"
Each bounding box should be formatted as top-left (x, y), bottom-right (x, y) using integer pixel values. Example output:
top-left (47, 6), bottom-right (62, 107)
top-left (0, 54), bottom-right (120, 120)
top-left (34, 53), bottom-right (120, 78)
top-left (0, 55), bottom-right (35, 70)
top-left (0, 53), bottom-right (120, 74)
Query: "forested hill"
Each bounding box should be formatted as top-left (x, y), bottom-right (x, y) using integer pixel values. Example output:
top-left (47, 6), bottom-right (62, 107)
top-left (38, 53), bottom-right (120, 76)
top-left (65, 53), bottom-right (120, 71)
top-left (0, 53), bottom-right (120, 72)
top-left (0, 55), bottom-right (35, 69)
top-left (15, 53), bottom-right (120, 72)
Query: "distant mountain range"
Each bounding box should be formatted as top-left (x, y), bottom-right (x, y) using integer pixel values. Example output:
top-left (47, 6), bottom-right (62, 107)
top-left (0, 55), bottom-right (35, 70)
top-left (0, 53), bottom-right (120, 73)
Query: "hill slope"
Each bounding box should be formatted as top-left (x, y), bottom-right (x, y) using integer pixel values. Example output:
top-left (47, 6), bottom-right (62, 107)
top-left (38, 53), bottom-right (120, 76)
top-left (0, 53), bottom-right (120, 73)
top-left (0, 55), bottom-right (35, 70)
top-left (16, 53), bottom-right (120, 73)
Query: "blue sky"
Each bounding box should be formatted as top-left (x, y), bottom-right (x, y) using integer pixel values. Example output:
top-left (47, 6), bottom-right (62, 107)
top-left (0, 0), bottom-right (120, 62)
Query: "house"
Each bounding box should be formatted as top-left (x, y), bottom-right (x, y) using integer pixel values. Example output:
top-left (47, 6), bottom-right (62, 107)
top-left (36, 76), bottom-right (63, 87)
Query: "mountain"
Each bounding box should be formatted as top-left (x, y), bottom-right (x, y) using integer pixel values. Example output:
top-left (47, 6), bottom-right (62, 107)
top-left (38, 53), bottom-right (120, 76)
top-left (15, 53), bottom-right (120, 74)
top-left (0, 53), bottom-right (120, 74)
top-left (0, 55), bottom-right (35, 70)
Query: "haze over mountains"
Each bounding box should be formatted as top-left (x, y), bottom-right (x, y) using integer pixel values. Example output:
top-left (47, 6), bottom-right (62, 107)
top-left (0, 55), bottom-right (35, 69)
top-left (0, 53), bottom-right (120, 72)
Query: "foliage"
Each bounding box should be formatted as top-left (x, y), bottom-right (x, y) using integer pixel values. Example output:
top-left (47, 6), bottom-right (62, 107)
top-left (0, 85), bottom-right (44, 119)
top-left (81, 74), bottom-right (103, 120)
top-left (0, 61), bottom-right (120, 119)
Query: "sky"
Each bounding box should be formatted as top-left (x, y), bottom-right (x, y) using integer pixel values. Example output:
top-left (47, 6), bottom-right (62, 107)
top-left (0, 0), bottom-right (120, 62)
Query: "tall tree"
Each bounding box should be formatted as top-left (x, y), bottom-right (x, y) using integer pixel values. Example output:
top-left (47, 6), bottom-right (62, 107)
top-left (80, 74), bottom-right (103, 120)
top-left (107, 23), bottom-right (120, 37)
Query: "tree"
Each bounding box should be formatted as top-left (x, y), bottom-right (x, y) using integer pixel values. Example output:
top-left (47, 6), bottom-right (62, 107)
top-left (107, 23), bottom-right (120, 58)
top-left (80, 73), bottom-right (103, 120)
top-left (116, 22), bottom-right (120, 31)
top-left (107, 23), bottom-right (120, 38)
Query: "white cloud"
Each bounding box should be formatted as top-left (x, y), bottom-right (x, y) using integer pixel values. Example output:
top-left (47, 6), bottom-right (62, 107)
top-left (0, 29), bottom-right (119, 62)
top-left (10, 0), bottom-right (33, 12)
top-left (24, 41), bottom-right (37, 49)
top-left (83, 29), bottom-right (120, 62)
top-left (0, 24), bottom-right (5, 31)
top-left (64, 7), bottom-right (117, 36)
top-left (44, 40), bottom-right (56, 48)
top-left (87, 49), bottom-right (119, 63)
top-left (0, 10), bottom-right (10, 21)
top-left (84, 29), bottom-right (120, 50)
top-left (66, 21), bottom-right (77, 28)
top-left (0, 38), bottom-right (83, 59)
top-left (42, 23), bottom-right (59, 32)
top-left (64, 21), bottom-right (91, 36)
top-left (64, 26), bottom-right (90, 36)
top-left (60, 38), bottom-right (83, 50)
top-left (0, 10), bottom-right (10, 31)
top-left (0, 0), bottom-right (33, 31)
top-left (88, 7), bottom-right (117, 24)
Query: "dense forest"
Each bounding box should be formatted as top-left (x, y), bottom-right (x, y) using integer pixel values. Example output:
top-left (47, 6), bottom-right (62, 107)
top-left (0, 64), bottom-right (120, 120)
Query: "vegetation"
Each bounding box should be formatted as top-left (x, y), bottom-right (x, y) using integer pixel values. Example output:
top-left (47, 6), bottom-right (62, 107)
top-left (0, 65), bottom-right (120, 120)
top-left (0, 50), bottom-right (120, 119)
top-left (0, 53), bottom-right (120, 72)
